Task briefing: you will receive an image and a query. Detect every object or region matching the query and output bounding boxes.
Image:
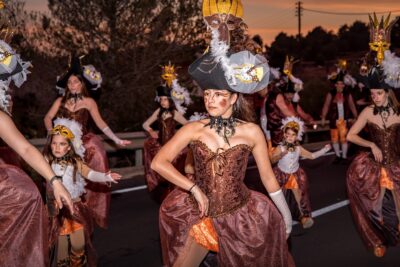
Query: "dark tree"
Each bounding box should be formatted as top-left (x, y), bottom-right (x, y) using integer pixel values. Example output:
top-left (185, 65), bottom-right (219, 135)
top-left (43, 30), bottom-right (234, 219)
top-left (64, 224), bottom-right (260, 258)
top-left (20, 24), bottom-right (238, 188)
top-left (26, 0), bottom-right (206, 132)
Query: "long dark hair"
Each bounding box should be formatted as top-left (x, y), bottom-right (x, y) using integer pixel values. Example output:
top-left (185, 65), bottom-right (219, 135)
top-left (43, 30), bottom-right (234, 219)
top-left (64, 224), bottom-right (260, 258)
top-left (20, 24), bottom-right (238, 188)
top-left (157, 97), bottom-right (177, 120)
top-left (233, 93), bottom-right (256, 123)
top-left (43, 135), bottom-right (82, 183)
top-left (61, 74), bottom-right (90, 105)
top-left (388, 89), bottom-right (400, 115)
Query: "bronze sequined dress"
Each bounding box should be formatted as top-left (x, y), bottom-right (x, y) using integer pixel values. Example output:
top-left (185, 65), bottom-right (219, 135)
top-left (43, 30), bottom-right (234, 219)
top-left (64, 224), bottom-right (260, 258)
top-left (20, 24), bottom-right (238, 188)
top-left (0, 146), bottom-right (48, 267)
top-left (143, 116), bottom-right (186, 191)
top-left (57, 106), bottom-right (110, 228)
top-left (347, 122), bottom-right (400, 252)
top-left (159, 140), bottom-right (294, 267)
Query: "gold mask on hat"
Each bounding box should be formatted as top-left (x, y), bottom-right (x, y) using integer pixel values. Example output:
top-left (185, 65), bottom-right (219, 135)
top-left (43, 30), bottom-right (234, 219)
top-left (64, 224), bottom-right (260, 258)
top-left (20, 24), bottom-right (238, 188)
top-left (161, 61), bottom-right (177, 88)
top-left (368, 13), bottom-right (398, 64)
top-left (283, 55), bottom-right (298, 77)
top-left (51, 125), bottom-right (75, 141)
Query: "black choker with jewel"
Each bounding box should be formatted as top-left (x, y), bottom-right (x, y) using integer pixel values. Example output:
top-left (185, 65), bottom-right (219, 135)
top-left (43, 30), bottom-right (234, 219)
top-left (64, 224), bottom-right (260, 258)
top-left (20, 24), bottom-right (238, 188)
top-left (205, 116), bottom-right (238, 144)
top-left (373, 104), bottom-right (392, 123)
top-left (68, 93), bottom-right (83, 103)
top-left (53, 155), bottom-right (72, 165)
top-left (281, 140), bottom-right (299, 152)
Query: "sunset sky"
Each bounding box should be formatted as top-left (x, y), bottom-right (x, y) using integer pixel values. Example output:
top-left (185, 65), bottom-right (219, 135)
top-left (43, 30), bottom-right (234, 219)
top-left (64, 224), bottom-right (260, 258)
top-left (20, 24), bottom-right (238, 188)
top-left (26, 0), bottom-right (400, 45)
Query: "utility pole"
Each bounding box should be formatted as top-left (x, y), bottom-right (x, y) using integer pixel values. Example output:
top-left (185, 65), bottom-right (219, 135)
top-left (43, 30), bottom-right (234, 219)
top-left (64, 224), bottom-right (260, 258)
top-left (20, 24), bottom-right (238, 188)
top-left (295, 1), bottom-right (303, 41)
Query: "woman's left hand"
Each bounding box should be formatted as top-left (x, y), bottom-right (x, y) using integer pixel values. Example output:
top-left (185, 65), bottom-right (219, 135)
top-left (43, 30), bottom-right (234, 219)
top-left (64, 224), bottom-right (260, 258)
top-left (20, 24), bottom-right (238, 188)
top-left (52, 180), bottom-right (74, 214)
top-left (108, 172), bottom-right (122, 183)
top-left (118, 139), bottom-right (131, 146)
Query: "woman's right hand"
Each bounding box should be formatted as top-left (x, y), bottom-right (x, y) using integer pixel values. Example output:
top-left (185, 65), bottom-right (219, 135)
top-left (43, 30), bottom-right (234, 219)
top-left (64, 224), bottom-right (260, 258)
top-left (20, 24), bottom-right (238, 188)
top-left (191, 185), bottom-right (209, 218)
top-left (52, 180), bottom-right (74, 214)
top-left (149, 129), bottom-right (158, 139)
top-left (370, 143), bottom-right (383, 163)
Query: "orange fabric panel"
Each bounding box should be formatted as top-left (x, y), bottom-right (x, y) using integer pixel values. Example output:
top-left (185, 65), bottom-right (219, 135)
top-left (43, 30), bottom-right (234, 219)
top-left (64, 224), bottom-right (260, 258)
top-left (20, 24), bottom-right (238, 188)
top-left (284, 174), bottom-right (299, 189)
top-left (380, 168), bottom-right (394, 190)
top-left (59, 218), bottom-right (84, 236)
top-left (189, 217), bottom-right (219, 252)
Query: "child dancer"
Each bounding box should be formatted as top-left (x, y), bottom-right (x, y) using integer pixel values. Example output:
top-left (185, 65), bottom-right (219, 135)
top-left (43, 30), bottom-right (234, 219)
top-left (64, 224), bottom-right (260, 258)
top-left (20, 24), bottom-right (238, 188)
top-left (45, 118), bottom-right (121, 267)
top-left (271, 117), bottom-right (331, 228)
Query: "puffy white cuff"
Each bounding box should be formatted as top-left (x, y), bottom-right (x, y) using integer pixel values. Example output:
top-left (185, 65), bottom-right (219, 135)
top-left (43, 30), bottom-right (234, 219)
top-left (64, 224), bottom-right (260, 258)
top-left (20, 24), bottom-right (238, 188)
top-left (311, 145), bottom-right (330, 159)
top-left (87, 170), bottom-right (114, 183)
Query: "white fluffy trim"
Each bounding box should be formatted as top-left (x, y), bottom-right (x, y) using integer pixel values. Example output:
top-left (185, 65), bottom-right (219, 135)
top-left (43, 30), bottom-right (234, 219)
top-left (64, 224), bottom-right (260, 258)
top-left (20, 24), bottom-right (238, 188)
top-left (382, 50), bottom-right (400, 88)
top-left (281, 116), bottom-right (305, 141)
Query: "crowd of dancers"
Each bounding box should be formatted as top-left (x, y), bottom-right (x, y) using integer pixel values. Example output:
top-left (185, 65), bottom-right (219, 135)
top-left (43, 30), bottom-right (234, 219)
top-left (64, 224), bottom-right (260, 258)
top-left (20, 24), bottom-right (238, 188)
top-left (1, 0), bottom-right (400, 266)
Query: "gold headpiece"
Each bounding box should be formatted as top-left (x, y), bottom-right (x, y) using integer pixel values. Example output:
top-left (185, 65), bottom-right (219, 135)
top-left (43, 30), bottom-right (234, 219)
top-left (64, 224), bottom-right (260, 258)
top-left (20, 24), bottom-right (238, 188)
top-left (202, 0), bottom-right (243, 18)
top-left (368, 13), bottom-right (398, 64)
top-left (161, 61), bottom-right (177, 88)
top-left (337, 59), bottom-right (347, 71)
top-left (0, 1), bottom-right (16, 43)
top-left (283, 55), bottom-right (298, 76)
top-left (285, 121), bottom-right (300, 131)
top-left (51, 125), bottom-right (75, 141)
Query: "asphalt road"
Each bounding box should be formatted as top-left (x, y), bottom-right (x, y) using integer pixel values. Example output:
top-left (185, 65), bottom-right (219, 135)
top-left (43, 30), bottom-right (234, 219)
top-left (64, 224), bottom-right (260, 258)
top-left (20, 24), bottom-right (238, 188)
top-left (93, 154), bottom-right (400, 267)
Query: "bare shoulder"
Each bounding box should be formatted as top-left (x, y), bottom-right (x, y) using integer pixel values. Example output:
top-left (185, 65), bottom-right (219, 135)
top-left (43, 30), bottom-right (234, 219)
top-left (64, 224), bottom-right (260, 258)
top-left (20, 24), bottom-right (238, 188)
top-left (238, 121), bottom-right (263, 138)
top-left (182, 120), bottom-right (206, 131)
top-left (153, 108), bottom-right (161, 116)
top-left (360, 105), bottom-right (374, 117)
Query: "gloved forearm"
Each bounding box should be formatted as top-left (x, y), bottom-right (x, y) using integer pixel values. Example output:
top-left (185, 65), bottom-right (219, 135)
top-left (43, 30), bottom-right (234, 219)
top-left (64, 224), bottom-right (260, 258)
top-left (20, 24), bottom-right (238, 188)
top-left (87, 170), bottom-right (114, 183)
top-left (311, 145), bottom-right (330, 159)
top-left (269, 189), bottom-right (292, 235)
top-left (102, 126), bottom-right (123, 145)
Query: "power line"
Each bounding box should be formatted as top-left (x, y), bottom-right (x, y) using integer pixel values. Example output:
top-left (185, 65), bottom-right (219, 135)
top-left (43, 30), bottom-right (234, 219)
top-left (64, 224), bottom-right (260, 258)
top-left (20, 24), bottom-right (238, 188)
top-left (303, 8), bottom-right (400, 16)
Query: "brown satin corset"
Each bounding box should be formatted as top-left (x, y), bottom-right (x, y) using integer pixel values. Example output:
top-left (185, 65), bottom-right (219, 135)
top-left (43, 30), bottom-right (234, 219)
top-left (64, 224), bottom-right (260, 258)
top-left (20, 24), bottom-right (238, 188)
top-left (57, 106), bottom-right (90, 134)
top-left (159, 117), bottom-right (177, 145)
top-left (190, 140), bottom-right (251, 217)
top-left (368, 122), bottom-right (400, 165)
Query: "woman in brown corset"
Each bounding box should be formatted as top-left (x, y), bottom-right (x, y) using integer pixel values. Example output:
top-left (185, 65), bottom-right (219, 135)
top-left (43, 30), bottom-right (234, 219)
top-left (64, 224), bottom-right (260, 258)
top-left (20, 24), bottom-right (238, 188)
top-left (347, 59), bottom-right (400, 257)
top-left (151, 1), bottom-right (294, 262)
top-left (0, 35), bottom-right (73, 266)
top-left (44, 56), bottom-right (130, 228)
top-left (142, 64), bottom-right (189, 195)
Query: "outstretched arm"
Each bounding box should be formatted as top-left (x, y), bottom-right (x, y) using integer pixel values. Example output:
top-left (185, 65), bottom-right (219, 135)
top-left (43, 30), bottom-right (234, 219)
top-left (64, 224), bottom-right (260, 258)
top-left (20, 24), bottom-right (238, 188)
top-left (0, 111), bottom-right (74, 213)
top-left (250, 124), bottom-right (292, 236)
top-left (276, 94), bottom-right (295, 117)
top-left (87, 98), bottom-right (131, 146)
top-left (77, 161), bottom-right (121, 183)
top-left (297, 105), bottom-right (315, 124)
top-left (300, 145), bottom-right (331, 160)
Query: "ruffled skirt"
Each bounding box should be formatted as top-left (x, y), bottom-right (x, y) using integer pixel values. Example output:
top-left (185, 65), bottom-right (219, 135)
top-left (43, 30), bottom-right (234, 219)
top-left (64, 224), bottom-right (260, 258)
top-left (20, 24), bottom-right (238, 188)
top-left (159, 188), bottom-right (294, 267)
top-left (0, 164), bottom-right (48, 267)
top-left (347, 152), bottom-right (400, 251)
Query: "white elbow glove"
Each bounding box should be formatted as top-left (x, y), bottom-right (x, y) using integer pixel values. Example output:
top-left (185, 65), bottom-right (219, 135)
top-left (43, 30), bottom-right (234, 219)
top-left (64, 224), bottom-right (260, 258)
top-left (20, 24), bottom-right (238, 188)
top-left (311, 145), bottom-right (331, 159)
top-left (102, 127), bottom-right (123, 145)
top-left (269, 189), bottom-right (292, 235)
top-left (87, 170), bottom-right (114, 183)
